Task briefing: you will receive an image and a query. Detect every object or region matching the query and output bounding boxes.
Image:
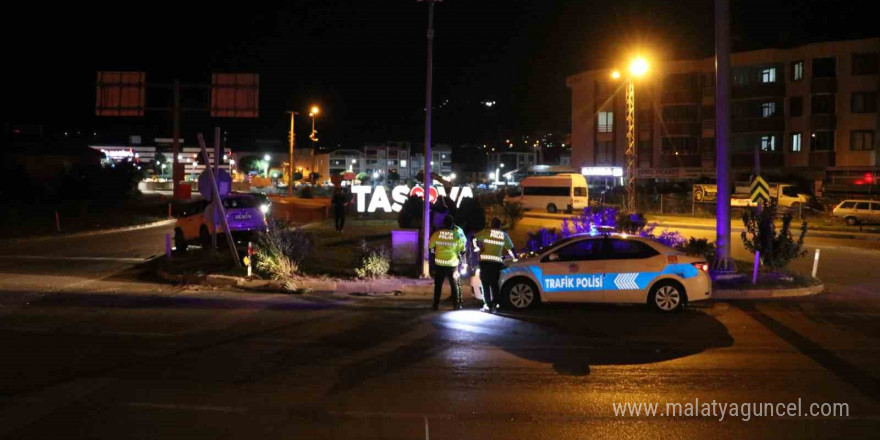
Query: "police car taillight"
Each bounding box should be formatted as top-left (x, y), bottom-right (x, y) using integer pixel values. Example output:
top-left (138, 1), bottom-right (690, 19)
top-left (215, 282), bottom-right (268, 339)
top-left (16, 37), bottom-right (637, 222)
top-left (692, 262), bottom-right (709, 273)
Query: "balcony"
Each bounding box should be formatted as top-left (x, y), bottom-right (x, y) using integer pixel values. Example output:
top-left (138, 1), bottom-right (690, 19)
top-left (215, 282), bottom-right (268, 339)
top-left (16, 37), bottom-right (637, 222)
top-left (810, 114), bottom-right (836, 130)
top-left (732, 117), bottom-right (785, 133)
top-left (701, 153), bottom-right (716, 167)
top-left (811, 77), bottom-right (837, 94)
top-left (661, 89), bottom-right (701, 104)
top-left (664, 121), bottom-right (701, 137)
top-left (701, 119), bottom-right (715, 130)
top-left (638, 152), bottom-right (652, 168)
top-left (702, 86), bottom-right (715, 97)
top-left (731, 82), bottom-right (786, 100)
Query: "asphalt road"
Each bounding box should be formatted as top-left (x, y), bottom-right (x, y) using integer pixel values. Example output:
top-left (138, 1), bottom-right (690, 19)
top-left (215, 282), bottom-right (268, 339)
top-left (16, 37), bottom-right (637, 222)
top-left (0, 221), bottom-right (879, 438)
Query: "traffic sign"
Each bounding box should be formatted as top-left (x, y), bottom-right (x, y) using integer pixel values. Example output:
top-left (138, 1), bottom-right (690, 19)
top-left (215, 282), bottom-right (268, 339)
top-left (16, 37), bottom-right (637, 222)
top-left (750, 175), bottom-right (770, 203)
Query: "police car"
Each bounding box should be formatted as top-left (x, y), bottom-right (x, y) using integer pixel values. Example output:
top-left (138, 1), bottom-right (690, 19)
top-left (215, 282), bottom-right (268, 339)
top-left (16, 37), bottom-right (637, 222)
top-left (499, 232), bottom-right (711, 312)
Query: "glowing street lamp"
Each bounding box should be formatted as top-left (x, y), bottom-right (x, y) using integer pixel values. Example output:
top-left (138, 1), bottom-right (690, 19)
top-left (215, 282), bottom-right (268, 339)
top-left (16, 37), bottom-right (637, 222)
top-left (611, 55), bottom-right (650, 212)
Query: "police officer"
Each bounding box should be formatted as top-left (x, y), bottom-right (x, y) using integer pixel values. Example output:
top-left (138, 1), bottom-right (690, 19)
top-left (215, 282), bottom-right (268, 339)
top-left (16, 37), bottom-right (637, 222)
top-left (473, 217), bottom-right (516, 313)
top-left (429, 215), bottom-right (467, 310)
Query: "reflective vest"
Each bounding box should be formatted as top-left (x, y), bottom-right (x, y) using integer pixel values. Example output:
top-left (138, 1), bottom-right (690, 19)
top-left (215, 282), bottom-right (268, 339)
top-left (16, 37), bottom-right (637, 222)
top-left (473, 228), bottom-right (514, 263)
top-left (429, 226), bottom-right (467, 267)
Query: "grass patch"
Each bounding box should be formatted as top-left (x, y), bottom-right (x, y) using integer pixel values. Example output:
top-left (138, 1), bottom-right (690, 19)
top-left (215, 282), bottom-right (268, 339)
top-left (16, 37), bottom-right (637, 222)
top-left (299, 218), bottom-right (397, 277)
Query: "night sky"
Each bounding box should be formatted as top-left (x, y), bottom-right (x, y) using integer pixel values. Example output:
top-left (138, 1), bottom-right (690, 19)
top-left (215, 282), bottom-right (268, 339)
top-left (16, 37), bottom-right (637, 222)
top-left (4, 0), bottom-right (877, 151)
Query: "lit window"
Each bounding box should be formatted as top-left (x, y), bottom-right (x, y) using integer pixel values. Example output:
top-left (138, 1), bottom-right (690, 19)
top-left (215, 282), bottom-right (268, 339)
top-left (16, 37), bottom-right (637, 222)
top-left (791, 132), bottom-right (802, 152)
top-left (761, 67), bottom-right (776, 83)
top-left (792, 61), bottom-right (804, 81)
top-left (401, 160), bottom-right (407, 168)
top-left (598, 112), bottom-right (613, 133)
top-left (761, 102), bottom-right (776, 118)
top-left (760, 135), bottom-right (776, 152)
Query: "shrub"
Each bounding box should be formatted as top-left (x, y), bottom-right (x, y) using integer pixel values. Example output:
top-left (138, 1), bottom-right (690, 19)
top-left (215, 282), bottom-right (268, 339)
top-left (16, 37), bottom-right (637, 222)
top-left (741, 202), bottom-right (807, 269)
top-left (488, 201), bottom-right (524, 230)
top-left (676, 237), bottom-right (717, 262)
top-left (299, 186), bottom-right (313, 199)
top-left (525, 228), bottom-right (562, 254)
top-left (254, 222), bottom-right (312, 279)
top-left (522, 205), bottom-right (685, 252)
top-left (354, 241), bottom-right (390, 278)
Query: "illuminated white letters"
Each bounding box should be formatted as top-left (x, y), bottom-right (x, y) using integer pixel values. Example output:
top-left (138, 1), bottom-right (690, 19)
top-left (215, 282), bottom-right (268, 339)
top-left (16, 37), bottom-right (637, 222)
top-left (351, 185), bottom-right (372, 212)
top-left (367, 186), bottom-right (392, 213)
top-left (351, 185), bottom-right (473, 213)
top-left (391, 186), bottom-right (409, 213)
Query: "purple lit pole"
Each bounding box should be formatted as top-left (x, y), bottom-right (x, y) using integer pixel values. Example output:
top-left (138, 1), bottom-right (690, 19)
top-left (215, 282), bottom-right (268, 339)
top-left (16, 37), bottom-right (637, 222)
top-left (713, 0), bottom-right (735, 272)
top-left (420, 0), bottom-right (438, 278)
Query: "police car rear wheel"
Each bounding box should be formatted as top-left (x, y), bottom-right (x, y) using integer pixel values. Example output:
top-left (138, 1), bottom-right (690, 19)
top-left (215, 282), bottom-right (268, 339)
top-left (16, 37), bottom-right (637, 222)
top-left (649, 282), bottom-right (684, 312)
top-left (503, 279), bottom-right (539, 310)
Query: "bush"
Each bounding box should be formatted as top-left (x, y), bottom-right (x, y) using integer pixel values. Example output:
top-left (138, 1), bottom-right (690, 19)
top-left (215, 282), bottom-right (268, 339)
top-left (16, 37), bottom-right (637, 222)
top-left (299, 186), bottom-right (313, 199)
top-left (354, 240), bottom-right (390, 278)
top-left (255, 222), bottom-right (312, 279)
top-left (488, 201), bottom-right (524, 230)
top-left (741, 202), bottom-right (807, 269)
top-left (525, 228), bottom-right (562, 254)
top-left (676, 237), bottom-right (717, 262)
top-left (523, 205), bottom-right (686, 252)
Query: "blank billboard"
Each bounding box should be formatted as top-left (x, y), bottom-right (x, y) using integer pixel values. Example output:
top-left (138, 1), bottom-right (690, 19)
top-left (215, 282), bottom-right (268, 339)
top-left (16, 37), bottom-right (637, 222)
top-left (96, 71), bottom-right (146, 116)
top-left (210, 73), bottom-right (259, 118)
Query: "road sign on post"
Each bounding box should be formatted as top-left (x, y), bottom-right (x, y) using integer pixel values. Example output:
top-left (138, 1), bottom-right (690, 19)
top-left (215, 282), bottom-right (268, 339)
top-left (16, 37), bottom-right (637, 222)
top-left (96, 71), bottom-right (146, 116)
top-left (750, 175), bottom-right (770, 203)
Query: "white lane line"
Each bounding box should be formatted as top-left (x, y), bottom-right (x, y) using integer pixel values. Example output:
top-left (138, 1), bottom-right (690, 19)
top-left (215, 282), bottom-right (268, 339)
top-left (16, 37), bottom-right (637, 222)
top-left (126, 402), bottom-right (248, 413)
top-left (0, 255), bottom-right (150, 263)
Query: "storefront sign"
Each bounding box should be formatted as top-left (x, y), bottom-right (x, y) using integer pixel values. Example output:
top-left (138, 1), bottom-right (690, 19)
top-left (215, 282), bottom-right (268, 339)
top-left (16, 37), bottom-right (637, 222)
top-left (581, 166), bottom-right (623, 177)
top-left (351, 185), bottom-right (474, 213)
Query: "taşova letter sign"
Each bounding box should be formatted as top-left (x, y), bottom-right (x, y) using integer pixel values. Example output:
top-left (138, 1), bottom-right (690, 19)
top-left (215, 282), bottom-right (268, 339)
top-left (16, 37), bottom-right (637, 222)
top-left (351, 185), bottom-right (474, 213)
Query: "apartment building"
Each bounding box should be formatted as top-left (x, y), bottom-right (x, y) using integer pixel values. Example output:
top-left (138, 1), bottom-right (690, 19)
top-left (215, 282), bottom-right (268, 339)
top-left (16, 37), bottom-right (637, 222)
top-left (567, 38), bottom-right (879, 185)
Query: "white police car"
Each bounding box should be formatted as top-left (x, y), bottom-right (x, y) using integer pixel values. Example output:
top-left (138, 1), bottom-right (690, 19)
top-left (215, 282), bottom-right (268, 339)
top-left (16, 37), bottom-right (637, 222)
top-left (499, 233), bottom-right (711, 312)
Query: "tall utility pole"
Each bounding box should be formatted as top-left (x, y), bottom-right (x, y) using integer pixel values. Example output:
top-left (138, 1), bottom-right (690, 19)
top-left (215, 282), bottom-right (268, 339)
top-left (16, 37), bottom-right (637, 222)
top-left (288, 111), bottom-right (298, 197)
top-left (420, 0), bottom-right (439, 278)
top-left (625, 80), bottom-right (636, 211)
top-left (713, 0), bottom-right (736, 272)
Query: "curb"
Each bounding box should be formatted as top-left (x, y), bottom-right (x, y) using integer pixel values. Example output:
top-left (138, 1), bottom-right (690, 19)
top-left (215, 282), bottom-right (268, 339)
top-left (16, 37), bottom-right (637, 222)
top-left (0, 219), bottom-right (175, 244)
top-left (712, 283), bottom-right (824, 300)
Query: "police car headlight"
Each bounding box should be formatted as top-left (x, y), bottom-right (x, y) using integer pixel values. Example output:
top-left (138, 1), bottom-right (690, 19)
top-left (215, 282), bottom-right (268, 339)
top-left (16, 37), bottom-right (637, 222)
top-left (260, 204), bottom-right (270, 214)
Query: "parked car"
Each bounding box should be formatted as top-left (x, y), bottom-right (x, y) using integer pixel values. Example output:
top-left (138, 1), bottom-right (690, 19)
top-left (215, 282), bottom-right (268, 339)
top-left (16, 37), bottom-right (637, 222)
top-left (832, 200), bottom-right (880, 225)
top-left (506, 174), bottom-right (589, 213)
top-left (173, 193), bottom-right (268, 252)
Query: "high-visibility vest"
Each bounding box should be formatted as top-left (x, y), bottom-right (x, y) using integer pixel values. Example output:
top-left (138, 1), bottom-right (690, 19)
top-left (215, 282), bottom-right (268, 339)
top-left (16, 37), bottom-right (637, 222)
top-left (473, 228), bottom-right (514, 263)
top-left (429, 226), bottom-right (466, 267)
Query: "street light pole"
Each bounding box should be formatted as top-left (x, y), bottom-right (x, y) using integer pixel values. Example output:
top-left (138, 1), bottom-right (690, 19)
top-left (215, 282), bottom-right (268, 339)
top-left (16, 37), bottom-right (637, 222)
top-left (420, 0), bottom-right (438, 278)
top-left (625, 79), bottom-right (636, 212)
top-left (713, 0), bottom-right (736, 273)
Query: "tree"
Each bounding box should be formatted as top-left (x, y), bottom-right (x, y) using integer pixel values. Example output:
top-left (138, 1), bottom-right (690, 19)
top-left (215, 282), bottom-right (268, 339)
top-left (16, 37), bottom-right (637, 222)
top-left (152, 152), bottom-right (167, 175)
top-left (741, 202), bottom-right (808, 269)
top-left (238, 156), bottom-right (264, 174)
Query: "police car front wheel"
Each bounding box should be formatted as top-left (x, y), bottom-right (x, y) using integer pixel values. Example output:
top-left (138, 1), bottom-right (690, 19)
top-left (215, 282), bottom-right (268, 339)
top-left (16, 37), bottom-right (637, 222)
top-left (649, 281), bottom-right (686, 313)
top-left (502, 279), bottom-right (540, 310)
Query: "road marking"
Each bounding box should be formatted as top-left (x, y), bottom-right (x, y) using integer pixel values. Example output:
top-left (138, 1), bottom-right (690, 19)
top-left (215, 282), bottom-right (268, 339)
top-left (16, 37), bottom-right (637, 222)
top-left (0, 255), bottom-right (150, 263)
top-left (126, 402), bottom-right (247, 413)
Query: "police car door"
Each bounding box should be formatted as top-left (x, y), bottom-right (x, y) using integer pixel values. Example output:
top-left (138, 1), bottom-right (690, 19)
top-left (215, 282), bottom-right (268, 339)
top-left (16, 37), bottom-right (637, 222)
top-left (539, 238), bottom-right (606, 303)
top-left (602, 238), bottom-right (664, 303)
